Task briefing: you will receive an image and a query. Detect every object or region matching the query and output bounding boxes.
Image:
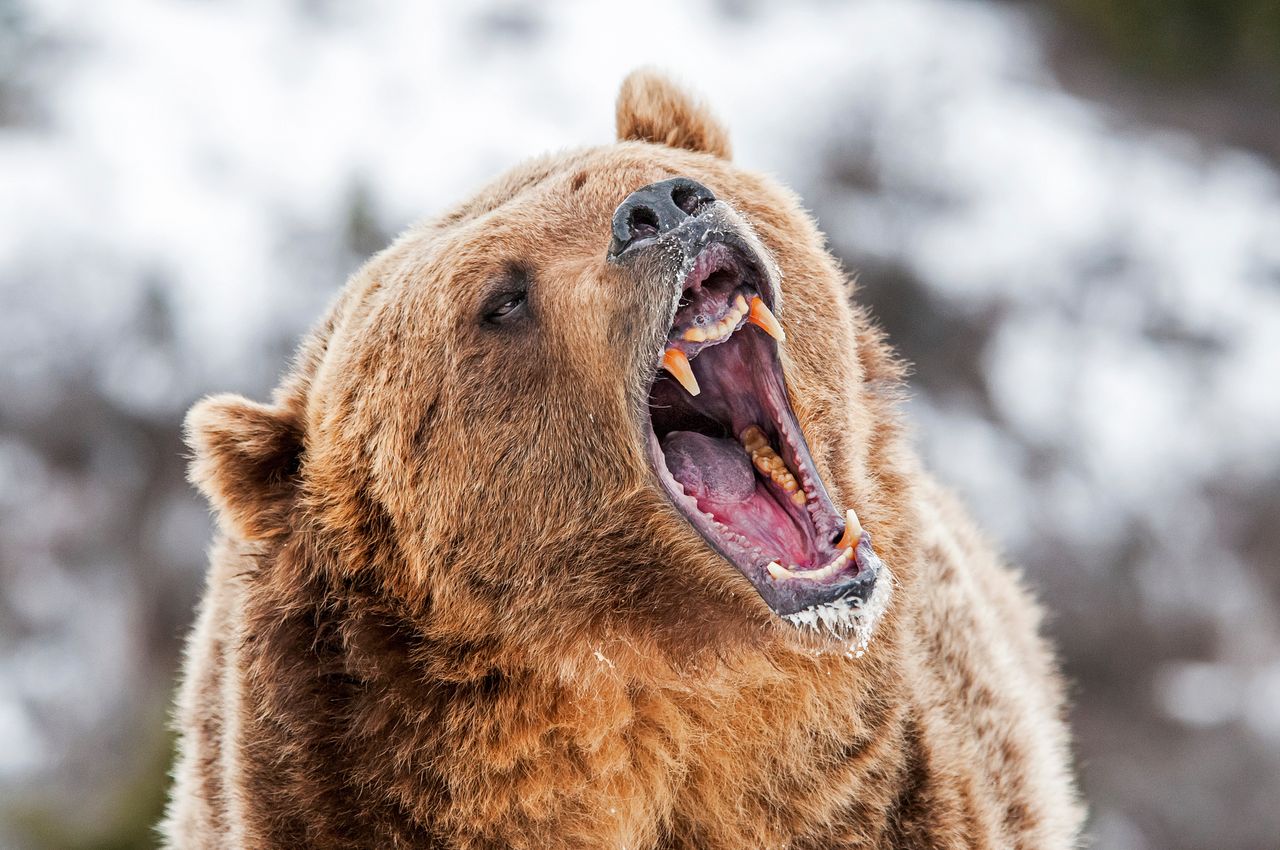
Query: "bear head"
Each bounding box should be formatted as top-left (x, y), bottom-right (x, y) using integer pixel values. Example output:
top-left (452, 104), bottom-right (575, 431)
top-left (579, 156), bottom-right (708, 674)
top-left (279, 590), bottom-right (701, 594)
top-left (185, 69), bottom-right (914, 667)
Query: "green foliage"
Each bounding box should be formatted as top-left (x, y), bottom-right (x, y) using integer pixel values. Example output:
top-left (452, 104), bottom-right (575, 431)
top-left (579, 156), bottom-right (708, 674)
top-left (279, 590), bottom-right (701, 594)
top-left (1051, 0), bottom-right (1280, 87)
top-left (7, 726), bottom-right (174, 850)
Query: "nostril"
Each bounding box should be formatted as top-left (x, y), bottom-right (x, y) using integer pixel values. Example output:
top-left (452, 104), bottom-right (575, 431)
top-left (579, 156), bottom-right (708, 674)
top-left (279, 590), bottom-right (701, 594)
top-left (672, 185), bottom-right (713, 217)
top-left (628, 206), bottom-right (660, 241)
top-left (608, 178), bottom-right (718, 259)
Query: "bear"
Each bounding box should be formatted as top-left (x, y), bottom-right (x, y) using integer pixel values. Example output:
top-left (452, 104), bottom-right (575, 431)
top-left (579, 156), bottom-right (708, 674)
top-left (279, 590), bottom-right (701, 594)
top-left (162, 69), bottom-right (1083, 849)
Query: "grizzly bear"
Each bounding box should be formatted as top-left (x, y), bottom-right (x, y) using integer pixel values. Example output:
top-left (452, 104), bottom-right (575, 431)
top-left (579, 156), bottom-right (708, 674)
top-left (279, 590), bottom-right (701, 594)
top-left (162, 70), bottom-right (1083, 849)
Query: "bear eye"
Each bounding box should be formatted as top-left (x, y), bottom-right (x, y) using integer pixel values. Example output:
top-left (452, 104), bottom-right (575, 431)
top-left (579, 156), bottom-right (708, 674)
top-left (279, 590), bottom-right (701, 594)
top-left (480, 265), bottom-right (532, 326)
top-left (487, 292), bottom-right (526, 321)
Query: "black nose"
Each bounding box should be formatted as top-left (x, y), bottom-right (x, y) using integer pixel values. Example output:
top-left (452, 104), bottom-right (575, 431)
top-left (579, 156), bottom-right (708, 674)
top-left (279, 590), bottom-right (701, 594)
top-left (608, 177), bottom-right (716, 259)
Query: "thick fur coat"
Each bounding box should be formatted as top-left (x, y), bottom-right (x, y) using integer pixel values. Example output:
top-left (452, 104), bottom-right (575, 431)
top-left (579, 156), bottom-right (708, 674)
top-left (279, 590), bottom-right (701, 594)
top-left (162, 71), bottom-right (1083, 848)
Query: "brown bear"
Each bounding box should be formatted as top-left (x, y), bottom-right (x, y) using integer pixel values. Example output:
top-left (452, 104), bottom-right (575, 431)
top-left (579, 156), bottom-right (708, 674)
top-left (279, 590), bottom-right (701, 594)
top-left (162, 70), bottom-right (1083, 849)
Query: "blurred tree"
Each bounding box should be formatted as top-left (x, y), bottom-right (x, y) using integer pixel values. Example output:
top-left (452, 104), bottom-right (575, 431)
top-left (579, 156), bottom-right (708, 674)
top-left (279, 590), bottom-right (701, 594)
top-left (6, 726), bottom-right (172, 850)
top-left (1047, 0), bottom-right (1280, 94)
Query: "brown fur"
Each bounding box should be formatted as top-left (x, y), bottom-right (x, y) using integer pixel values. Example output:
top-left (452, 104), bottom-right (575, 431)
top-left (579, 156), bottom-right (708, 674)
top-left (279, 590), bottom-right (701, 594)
top-left (162, 70), bottom-right (1082, 848)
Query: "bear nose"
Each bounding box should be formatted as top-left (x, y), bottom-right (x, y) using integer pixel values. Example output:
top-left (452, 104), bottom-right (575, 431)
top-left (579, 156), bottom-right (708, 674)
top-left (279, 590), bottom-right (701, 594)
top-left (608, 177), bottom-right (717, 259)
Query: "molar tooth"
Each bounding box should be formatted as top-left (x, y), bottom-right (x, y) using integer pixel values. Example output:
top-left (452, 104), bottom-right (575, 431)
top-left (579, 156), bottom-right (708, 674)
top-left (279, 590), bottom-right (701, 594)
top-left (748, 297), bottom-right (786, 342)
top-left (740, 426), bottom-right (768, 452)
top-left (790, 491), bottom-right (807, 506)
top-left (835, 508), bottom-right (863, 550)
top-left (661, 348), bottom-right (700, 396)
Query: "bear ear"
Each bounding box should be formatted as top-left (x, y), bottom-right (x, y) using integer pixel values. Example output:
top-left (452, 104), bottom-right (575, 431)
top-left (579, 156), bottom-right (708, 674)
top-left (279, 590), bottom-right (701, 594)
top-left (185, 393), bottom-right (303, 542)
top-left (616, 68), bottom-right (732, 160)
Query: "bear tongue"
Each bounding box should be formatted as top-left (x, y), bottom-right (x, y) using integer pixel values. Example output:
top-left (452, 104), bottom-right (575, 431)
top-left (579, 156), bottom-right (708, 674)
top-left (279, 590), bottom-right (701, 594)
top-left (660, 431), bottom-right (755, 509)
top-left (661, 430), bottom-right (812, 565)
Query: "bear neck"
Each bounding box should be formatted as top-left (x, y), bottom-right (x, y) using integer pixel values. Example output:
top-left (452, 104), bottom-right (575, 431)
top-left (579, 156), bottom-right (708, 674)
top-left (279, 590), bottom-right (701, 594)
top-left (224, 516), bottom-right (936, 849)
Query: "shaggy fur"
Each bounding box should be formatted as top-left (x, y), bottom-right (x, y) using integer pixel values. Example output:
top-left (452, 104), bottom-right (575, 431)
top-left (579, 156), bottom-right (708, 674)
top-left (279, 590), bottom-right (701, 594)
top-left (162, 70), bottom-right (1083, 849)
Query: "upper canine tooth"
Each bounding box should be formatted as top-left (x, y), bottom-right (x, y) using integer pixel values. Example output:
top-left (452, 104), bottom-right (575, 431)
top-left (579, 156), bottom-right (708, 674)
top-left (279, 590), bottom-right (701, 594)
top-left (835, 508), bottom-right (863, 550)
top-left (748, 297), bottom-right (785, 342)
top-left (661, 348), bottom-right (700, 396)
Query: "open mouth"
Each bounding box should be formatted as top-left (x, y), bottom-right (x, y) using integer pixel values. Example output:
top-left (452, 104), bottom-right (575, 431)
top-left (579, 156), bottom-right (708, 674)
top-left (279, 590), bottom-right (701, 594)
top-left (644, 240), bottom-right (881, 628)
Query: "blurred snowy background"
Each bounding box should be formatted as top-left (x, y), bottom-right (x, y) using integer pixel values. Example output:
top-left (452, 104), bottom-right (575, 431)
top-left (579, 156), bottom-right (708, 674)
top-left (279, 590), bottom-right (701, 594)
top-left (2, 0), bottom-right (1278, 847)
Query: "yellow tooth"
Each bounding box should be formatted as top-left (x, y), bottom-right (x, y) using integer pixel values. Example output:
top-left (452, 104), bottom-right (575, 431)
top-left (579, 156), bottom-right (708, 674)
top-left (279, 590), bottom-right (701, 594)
top-left (683, 327), bottom-right (707, 342)
top-left (734, 294), bottom-right (748, 314)
top-left (741, 426), bottom-right (768, 452)
top-left (767, 562), bottom-right (793, 580)
top-left (661, 348), bottom-right (700, 396)
top-left (835, 508), bottom-right (863, 550)
top-left (748, 297), bottom-right (785, 342)
top-left (745, 433), bottom-right (808, 504)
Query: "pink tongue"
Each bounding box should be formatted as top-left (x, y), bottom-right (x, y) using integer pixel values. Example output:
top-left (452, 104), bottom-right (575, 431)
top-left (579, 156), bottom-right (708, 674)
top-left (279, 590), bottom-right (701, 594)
top-left (661, 431), bottom-right (755, 510)
top-left (662, 430), bottom-right (812, 566)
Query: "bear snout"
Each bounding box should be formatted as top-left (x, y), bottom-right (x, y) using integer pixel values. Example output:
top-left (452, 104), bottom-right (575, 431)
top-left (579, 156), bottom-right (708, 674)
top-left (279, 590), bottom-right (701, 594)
top-left (607, 176), bottom-right (717, 260)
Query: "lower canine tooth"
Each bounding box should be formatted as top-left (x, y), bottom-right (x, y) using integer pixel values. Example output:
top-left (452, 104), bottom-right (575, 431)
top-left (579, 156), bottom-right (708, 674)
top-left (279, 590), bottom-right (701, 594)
top-left (835, 508), bottom-right (863, 550)
top-left (661, 348), bottom-right (700, 396)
